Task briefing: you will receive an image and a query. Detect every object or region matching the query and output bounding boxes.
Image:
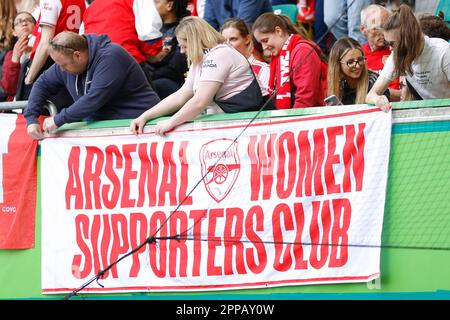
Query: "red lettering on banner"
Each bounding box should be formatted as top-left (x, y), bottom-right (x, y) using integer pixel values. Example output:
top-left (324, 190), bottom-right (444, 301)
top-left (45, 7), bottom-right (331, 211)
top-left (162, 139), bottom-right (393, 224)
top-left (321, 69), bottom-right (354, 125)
top-left (110, 214), bottom-right (129, 278)
top-left (103, 145), bottom-right (122, 209)
top-left (72, 214), bottom-right (91, 278)
top-left (84, 147), bottom-right (104, 209)
top-left (249, 124), bottom-right (366, 201)
top-left (149, 211), bottom-right (168, 278)
top-left (129, 213), bottom-right (148, 277)
top-left (70, 200), bottom-right (351, 280)
top-left (248, 134), bottom-right (276, 201)
top-left (309, 200), bottom-right (331, 269)
top-left (311, 129), bottom-right (326, 196)
top-left (270, 200), bottom-right (350, 272)
top-left (276, 132), bottom-right (297, 199)
top-left (296, 130), bottom-right (312, 197)
top-left (100, 215), bottom-right (112, 278)
top-left (66, 147), bottom-right (83, 209)
top-left (121, 144), bottom-right (138, 208)
top-left (178, 141), bottom-right (193, 205)
top-left (65, 141), bottom-right (191, 210)
top-left (189, 210), bottom-right (207, 276)
top-left (329, 199), bottom-right (351, 267)
top-left (273, 203), bottom-right (295, 272)
top-left (343, 123), bottom-right (365, 192)
top-left (224, 208), bottom-right (246, 275)
top-left (324, 126), bottom-right (343, 194)
top-left (245, 205), bottom-right (267, 274)
top-left (169, 211), bottom-right (188, 277)
top-left (272, 203), bottom-right (308, 272)
top-left (137, 142), bottom-right (159, 206)
top-left (159, 142), bottom-right (178, 206)
top-left (292, 203), bottom-right (308, 270)
top-left (207, 209), bottom-right (223, 276)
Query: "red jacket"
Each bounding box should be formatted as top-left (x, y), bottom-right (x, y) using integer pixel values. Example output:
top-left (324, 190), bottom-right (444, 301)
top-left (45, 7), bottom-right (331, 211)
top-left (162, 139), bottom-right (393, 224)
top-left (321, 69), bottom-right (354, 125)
top-left (362, 43), bottom-right (400, 90)
top-left (290, 41), bottom-right (326, 108)
top-left (1, 51), bottom-right (21, 101)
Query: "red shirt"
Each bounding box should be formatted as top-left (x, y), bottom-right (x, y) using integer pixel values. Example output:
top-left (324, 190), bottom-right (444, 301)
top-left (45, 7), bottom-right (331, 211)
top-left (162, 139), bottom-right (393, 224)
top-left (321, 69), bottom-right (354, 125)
top-left (82, 0), bottom-right (162, 63)
top-left (1, 51), bottom-right (21, 101)
top-left (31, 0), bottom-right (86, 58)
top-left (290, 42), bottom-right (326, 108)
top-left (362, 43), bottom-right (400, 90)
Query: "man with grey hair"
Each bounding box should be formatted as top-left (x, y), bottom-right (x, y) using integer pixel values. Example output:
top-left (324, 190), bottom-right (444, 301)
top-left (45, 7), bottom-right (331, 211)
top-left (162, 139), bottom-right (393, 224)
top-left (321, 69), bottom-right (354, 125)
top-left (360, 4), bottom-right (400, 100)
top-left (24, 31), bottom-right (160, 139)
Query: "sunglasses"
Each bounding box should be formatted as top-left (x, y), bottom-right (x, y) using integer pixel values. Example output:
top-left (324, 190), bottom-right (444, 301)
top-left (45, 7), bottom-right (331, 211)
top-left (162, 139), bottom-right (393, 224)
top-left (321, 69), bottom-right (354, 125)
top-left (13, 18), bottom-right (35, 26)
top-left (49, 39), bottom-right (77, 52)
top-left (340, 56), bottom-right (365, 68)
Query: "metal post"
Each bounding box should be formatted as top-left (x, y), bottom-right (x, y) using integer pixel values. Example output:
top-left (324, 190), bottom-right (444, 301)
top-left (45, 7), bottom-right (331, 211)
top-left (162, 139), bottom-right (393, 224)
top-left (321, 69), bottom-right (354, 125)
top-left (0, 100), bottom-right (57, 116)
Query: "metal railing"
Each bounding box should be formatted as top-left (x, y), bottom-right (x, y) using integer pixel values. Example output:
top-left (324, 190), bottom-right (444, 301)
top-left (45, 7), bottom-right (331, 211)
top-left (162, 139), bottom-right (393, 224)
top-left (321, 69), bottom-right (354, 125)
top-left (0, 100), bottom-right (57, 116)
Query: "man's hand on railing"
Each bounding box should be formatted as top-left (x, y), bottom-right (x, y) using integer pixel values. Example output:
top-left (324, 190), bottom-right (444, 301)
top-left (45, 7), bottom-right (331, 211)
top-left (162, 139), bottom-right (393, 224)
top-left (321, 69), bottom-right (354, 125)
top-left (27, 124), bottom-right (44, 140)
top-left (43, 117), bottom-right (57, 135)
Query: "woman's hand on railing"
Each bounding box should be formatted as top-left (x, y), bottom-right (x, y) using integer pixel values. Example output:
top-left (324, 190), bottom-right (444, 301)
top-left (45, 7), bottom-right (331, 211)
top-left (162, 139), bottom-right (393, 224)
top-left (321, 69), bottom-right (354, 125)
top-left (130, 115), bottom-right (147, 135)
top-left (375, 95), bottom-right (392, 113)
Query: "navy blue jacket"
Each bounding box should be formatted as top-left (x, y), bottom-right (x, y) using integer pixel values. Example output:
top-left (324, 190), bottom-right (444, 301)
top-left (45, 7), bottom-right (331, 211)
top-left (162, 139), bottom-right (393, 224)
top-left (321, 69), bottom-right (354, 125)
top-left (204, 0), bottom-right (273, 30)
top-left (25, 34), bottom-right (160, 126)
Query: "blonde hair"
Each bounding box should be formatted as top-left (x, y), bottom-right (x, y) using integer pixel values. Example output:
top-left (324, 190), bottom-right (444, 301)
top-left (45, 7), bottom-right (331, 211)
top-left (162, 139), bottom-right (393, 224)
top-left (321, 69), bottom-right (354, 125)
top-left (383, 4), bottom-right (424, 76)
top-left (175, 16), bottom-right (225, 65)
top-left (0, 0), bottom-right (17, 50)
top-left (327, 37), bottom-right (368, 104)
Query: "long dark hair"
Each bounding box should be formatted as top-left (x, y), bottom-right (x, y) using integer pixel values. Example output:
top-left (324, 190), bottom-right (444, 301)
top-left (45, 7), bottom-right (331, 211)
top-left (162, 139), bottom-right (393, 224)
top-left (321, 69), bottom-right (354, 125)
top-left (252, 12), bottom-right (306, 38)
top-left (383, 4), bottom-right (424, 76)
top-left (252, 12), bottom-right (325, 62)
top-left (171, 0), bottom-right (191, 20)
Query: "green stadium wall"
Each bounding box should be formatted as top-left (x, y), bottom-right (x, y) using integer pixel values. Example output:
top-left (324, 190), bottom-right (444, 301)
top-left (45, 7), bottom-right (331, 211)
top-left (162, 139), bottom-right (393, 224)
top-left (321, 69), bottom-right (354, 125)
top-left (1, 100), bottom-right (449, 300)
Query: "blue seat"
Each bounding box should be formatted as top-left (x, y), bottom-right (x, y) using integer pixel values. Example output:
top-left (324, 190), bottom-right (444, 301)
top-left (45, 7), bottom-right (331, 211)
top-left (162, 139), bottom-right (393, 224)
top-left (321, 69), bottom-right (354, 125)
top-left (272, 4), bottom-right (298, 24)
top-left (435, 0), bottom-right (450, 26)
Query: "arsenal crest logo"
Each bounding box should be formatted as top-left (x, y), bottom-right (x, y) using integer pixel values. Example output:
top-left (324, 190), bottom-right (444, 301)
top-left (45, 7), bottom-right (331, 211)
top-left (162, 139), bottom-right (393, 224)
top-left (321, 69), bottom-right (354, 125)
top-left (199, 139), bottom-right (240, 203)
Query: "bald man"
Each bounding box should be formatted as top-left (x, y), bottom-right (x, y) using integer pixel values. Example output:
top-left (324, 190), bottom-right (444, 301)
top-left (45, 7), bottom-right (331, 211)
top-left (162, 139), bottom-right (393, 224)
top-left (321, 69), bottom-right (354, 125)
top-left (360, 4), bottom-right (400, 100)
top-left (24, 31), bottom-right (160, 139)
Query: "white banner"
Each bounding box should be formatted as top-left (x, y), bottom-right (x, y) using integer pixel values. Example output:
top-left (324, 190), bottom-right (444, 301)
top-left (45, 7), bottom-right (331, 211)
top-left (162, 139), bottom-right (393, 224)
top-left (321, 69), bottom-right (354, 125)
top-left (41, 108), bottom-right (391, 294)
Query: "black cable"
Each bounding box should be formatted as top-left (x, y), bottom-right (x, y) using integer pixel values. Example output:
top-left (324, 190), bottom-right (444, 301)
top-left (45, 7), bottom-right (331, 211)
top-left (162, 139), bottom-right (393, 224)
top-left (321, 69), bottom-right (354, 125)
top-left (67, 0), bottom-right (424, 299)
top-left (177, 235), bottom-right (450, 252)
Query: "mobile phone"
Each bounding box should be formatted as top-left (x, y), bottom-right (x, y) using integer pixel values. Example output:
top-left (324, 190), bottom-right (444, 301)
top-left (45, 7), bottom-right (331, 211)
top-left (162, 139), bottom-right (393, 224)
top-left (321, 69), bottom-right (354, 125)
top-left (324, 95), bottom-right (343, 106)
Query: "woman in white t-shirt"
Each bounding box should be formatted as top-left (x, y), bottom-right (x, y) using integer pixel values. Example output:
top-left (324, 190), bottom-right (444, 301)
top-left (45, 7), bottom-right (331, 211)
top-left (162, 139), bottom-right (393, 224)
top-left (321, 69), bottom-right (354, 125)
top-left (130, 16), bottom-right (264, 136)
top-left (366, 4), bottom-right (450, 111)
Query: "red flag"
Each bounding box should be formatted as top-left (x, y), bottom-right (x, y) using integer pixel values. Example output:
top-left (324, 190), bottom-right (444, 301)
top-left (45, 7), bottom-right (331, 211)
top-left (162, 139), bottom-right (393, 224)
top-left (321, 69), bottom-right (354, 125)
top-left (0, 114), bottom-right (38, 249)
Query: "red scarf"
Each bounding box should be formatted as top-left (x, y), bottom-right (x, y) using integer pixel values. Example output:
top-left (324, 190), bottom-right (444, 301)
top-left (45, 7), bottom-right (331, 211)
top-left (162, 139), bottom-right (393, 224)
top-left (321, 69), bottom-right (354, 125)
top-left (268, 34), bottom-right (301, 109)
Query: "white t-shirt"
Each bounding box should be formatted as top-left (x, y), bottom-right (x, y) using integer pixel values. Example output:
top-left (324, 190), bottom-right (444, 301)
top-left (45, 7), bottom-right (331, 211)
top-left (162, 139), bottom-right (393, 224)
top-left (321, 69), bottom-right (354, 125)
top-left (380, 36), bottom-right (450, 99)
top-left (183, 44), bottom-right (254, 102)
top-left (39, 0), bottom-right (63, 27)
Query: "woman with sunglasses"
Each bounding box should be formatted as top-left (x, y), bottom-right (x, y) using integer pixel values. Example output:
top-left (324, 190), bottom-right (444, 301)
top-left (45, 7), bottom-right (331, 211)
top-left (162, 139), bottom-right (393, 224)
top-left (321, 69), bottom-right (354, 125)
top-left (327, 37), bottom-right (389, 106)
top-left (366, 4), bottom-right (450, 111)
